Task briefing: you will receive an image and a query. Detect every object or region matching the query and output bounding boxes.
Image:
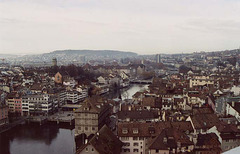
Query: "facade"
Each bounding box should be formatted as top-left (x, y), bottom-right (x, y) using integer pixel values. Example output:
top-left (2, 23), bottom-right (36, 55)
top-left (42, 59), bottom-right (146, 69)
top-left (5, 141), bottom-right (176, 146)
top-left (189, 76), bottom-right (214, 88)
top-left (156, 54), bottom-right (161, 63)
top-left (118, 122), bottom-right (194, 154)
top-left (22, 94), bottom-right (53, 116)
top-left (0, 104), bottom-right (8, 126)
top-left (74, 98), bottom-right (111, 137)
top-left (59, 90), bottom-right (87, 104)
top-left (6, 93), bottom-right (22, 115)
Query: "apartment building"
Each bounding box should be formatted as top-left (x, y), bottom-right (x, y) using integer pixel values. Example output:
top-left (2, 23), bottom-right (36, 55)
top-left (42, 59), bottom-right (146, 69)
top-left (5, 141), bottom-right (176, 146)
top-left (22, 94), bottom-right (53, 116)
top-left (189, 76), bottom-right (214, 88)
top-left (74, 97), bottom-right (111, 137)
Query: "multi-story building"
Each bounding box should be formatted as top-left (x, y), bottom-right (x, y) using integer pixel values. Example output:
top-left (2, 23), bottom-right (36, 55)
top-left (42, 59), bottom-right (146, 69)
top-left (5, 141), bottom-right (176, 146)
top-left (6, 92), bottom-right (22, 115)
top-left (76, 86), bottom-right (88, 98)
top-left (0, 104), bottom-right (8, 126)
top-left (118, 121), bottom-right (194, 154)
top-left (74, 97), bottom-right (111, 137)
top-left (155, 54), bottom-right (161, 63)
top-left (22, 94), bottom-right (53, 116)
top-left (189, 76), bottom-right (214, 88)
top-left (59, 90), bottom-right (87, 104)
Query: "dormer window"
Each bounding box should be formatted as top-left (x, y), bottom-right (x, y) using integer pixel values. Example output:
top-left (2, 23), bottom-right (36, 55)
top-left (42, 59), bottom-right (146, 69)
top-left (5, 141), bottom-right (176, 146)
top-left (163, 137), bottom-right (167, 143)
top-left (122, 128), bottom-right (128, 134)
top-left (148, 127), bottom-right (155, 134)
top-left (133, 128), bottom-right (139, 134)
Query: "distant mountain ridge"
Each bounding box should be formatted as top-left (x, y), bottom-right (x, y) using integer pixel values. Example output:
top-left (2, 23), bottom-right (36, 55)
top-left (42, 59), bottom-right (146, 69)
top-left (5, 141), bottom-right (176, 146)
top-left (8, 50), bottom-right (139, 63)
top-left (49, 49), bottom-right (137, 56)
top-left (40, 49), bottom-right (138, 61)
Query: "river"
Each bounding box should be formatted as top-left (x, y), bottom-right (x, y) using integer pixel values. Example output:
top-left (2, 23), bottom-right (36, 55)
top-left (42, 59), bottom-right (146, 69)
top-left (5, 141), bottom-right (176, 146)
top-left (0, 84), bottom-right (148, 154)
top-left (108, 84), bottom-right (149, 100)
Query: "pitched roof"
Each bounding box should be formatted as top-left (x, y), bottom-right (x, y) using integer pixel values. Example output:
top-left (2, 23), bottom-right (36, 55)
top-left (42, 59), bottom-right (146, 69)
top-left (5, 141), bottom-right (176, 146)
top-left (189, 113), bottom-right (220, 129)
top-left (118, 121), bottom-right (193, 137)
top-left (142, 97), bottom-right (161, 108)
top-left (196, 133), bottom-right (220, 147)
top-left (77, 125), bottom-right (123, 154)
top-left (148, 128), bottom-right (193, 150)
top-left (117, 110), bottom-right (158, 121)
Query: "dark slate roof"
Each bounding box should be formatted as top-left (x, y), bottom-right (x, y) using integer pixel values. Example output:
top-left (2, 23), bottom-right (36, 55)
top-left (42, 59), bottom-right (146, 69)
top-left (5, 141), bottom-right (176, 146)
top-left (118, 121), bottom-right (193, 137)
top-left (190, 113), bottom-right (220, 129)
top-left (196, 133), bottom-right (220, 147)
top-left (117, 110), bottom-right (158, 120)
top-left (148, 127), bottom-right (193, 150)
top-left (76, 125), bottom-right (123, 154)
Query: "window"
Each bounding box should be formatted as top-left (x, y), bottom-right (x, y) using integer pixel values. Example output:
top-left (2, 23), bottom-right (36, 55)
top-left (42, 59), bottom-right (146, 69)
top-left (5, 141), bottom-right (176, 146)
top-left (156, 149), bottom-right (159, 153)
top-left (85, 127), bottom-right (88, 131)
top-left (124, 142), bottom-right (130, 146)
top-left (133, 128), bottom-right (138, 134)
top-left (123, 148), bottom-right (130, 152)
top-left (122, 128), bottom-right (128, 134)
top-left (133, 149), bottom-right (139, 152)
top-left (133, 137), bottom-right (138, 140)
top-left (92, 148), bottom-right (94, 152)
top-left (139, 137), bottom-right (144, 140)
top-left (92, 127), bottom-right (95, 131)
top-left (121, 137), bottom-right (129, 141)
top-left (133, 143), bottom-right (139, 146)
top-left (85, 148), bottom-right (88, 152)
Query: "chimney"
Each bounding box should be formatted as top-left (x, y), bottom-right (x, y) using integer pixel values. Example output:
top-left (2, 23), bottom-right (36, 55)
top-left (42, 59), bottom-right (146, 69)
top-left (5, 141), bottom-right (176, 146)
top-left (85, 139), bottom-right (88, 144)
top-left (96, 132), bottom-right (99, 140)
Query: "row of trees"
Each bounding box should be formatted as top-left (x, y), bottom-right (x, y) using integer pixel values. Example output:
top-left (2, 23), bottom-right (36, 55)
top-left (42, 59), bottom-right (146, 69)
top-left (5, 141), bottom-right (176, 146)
top-left (46, 65), bottom-right (100, 83)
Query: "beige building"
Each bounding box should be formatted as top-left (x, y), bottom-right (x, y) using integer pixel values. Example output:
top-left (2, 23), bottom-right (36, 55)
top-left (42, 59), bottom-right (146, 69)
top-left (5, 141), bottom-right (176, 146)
top-left (74, 97), bottom-right (111, 137)
top-left (118, 121), bottom-right (194, 154)
top-left (189, 76), bottom-right (214, 88)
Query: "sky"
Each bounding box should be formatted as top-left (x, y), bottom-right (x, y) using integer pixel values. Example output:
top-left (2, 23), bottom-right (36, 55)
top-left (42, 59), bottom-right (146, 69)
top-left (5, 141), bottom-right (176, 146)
top-left (0, 0), bottom-right (240, 55)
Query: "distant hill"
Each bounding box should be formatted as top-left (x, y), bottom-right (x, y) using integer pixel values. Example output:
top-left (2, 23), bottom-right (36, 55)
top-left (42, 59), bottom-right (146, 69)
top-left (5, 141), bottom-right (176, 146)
top-left (9, 50), bottom-right (138, 64)
top-left (50, 50), bottom-right (137, 56)
top-left (46, 50), bottom-right (137, 59)
top-left (29, 50), bottom-right (136, 61)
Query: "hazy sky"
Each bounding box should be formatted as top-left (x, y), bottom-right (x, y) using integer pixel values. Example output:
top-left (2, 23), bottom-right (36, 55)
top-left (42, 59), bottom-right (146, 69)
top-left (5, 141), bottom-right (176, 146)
top-left (1, 0), bottom-right (240, 55)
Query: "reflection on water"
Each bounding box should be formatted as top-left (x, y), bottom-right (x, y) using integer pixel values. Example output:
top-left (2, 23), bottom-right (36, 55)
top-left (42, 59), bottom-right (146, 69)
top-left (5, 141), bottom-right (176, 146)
top-left (0, 124), bottom-right (75, 154)
top-left (108, 84), bottom-right (149, 99)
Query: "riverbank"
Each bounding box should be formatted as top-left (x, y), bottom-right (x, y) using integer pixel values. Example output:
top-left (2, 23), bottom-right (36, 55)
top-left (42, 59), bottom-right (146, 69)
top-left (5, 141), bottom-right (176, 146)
top-left (0, 117), bottom-right (26, 134)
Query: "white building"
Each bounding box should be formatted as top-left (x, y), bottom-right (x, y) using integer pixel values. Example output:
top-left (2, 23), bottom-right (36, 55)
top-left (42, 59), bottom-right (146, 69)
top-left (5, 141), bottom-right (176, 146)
top-left (189, 76), bottom-right (214, 88)
top-left (22, 94), bottom-right (53, 116)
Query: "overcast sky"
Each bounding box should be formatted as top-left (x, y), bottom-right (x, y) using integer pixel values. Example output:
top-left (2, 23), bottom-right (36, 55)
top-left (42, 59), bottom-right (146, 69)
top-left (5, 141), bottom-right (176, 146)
top-left (0, 0), bottom-right (240, 55)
